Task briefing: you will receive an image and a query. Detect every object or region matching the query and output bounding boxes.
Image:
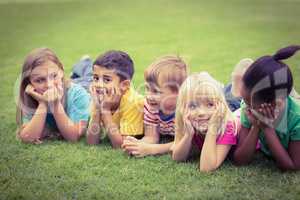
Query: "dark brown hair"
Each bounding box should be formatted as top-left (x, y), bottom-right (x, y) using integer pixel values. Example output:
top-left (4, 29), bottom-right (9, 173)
top-left (93, 50), bottom-right (134, 81)
top-left (243, 45), bottom-right (300, 103)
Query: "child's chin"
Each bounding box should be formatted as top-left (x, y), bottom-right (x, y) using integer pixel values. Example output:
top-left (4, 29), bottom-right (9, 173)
top-left (194, 126), bottom-right (208, 134)
top-left (35, 89), bottom-right (44, 95)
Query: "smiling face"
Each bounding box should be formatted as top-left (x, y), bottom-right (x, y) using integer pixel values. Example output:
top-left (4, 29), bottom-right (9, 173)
top-left (29, 61), bottom-right (64, 94)
top-left (184, 83), bottom-right (221, 134)
top-left (187, 96), bottom-right (217, 134)
top-left (92, 65), bottom-right (123, 95)
top-left (145, 77), bottom-right (178, 115)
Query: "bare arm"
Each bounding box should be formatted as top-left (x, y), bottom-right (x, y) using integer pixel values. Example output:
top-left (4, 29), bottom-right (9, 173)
top-left (172, 133), bottom-right (194, 162)
top-left (233, 125), bottom-right (260, 165)
top-left (122, 124), bottom-right (171, 157)
top-left (140, 124), bottom-right (159, 144)
top-left (86, 110), bottom-right (102, 145)
top-left (102, 112), bottom-right (124, 148)
top-left (200, 132), bottom-right (232, 172)
top-left (52, 102), bottom-right (86, 142)
top-left (19, 102), bottom-right (48, 143)
top-left (263, 127), bottom-right (300, 171)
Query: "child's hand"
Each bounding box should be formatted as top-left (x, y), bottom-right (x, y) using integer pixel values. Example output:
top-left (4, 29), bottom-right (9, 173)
top-left (122, 136), bottom-right (149, 157)
top-left (25, 84), bottom-right (46, 103)
top-left (183, 111), bottom-right (195, 136)
top-left (208, 102), bottom-right (224, 134)
top-left (43, 86), bottom-right (63, 104)
top-left (101, 87), bottom-right (121, 113)
top-left (245, 107), bottom-right (260, 128)
top-left (89, 84), bottom-right (103, 111)
top-left (256, 103), bottom-right (278, 129)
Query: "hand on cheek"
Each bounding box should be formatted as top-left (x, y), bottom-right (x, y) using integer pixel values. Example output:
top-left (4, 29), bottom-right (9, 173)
top-left (183, 111), bottom-right (195, 136)
top-left (245, 108), bottom-right (260, 127)
top-left (208, 105), bottom-right (223, 134)
top-left (43, 86), bottom-right (62, 104)
top-left (25, 84), bottom-right (47, 103)
top-left (257, 103), bottom-right (277, 129)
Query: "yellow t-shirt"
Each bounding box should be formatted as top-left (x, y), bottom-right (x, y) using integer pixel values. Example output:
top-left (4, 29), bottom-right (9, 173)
top-left (111, 88), bottom-right (144, 136)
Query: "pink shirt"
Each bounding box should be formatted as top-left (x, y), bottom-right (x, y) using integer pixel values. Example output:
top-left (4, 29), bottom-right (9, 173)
top-left (193, 121), bottom-right (237, 150)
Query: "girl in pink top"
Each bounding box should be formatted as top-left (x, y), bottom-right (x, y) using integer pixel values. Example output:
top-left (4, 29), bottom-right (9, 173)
top-left (172, 72), bottom-right (238, 172)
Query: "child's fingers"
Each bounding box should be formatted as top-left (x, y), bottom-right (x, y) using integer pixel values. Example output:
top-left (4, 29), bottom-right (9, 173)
top-left (260, 103), bottom-right (273, 120)
top-left (126, 136), bottom-right (138, 142)
top-left (25, 84), bottom-right (34, 94)
top-left (265, 104), bottom-right (274, 119)
top-left (125, 146), bottom-right (139, 153)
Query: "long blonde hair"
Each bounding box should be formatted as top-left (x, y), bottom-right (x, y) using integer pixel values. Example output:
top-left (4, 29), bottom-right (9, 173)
top-left (16, 48), bottom-right (70, 131)
top-left (175, 72), bottom-right (236, 140)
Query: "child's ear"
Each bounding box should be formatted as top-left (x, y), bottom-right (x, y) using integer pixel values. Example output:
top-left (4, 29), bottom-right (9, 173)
top-left (120, 80), bottom-right (131, 93)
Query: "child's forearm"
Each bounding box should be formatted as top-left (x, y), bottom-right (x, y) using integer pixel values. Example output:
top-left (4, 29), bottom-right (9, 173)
top-left (200, 132), bottom-right (218, 172)
top-left (86, 112), bottom-right (102, 145)
top-left (172, 134), bottom-right (193, 162)
top-left (52, 102), bottom-right (84, 142)
top-left (102, 113), bottom-right (124, 148)
top-left (144, 142), bottom-right (174, 155)
top-left (263, 128), bottom-right (297, 170)
top-left (233, 126), bottom-right (260, 165)
top-left (141, 125), bottom-right (159, 144)
top-left (19, 103), bottom-right (47, 143)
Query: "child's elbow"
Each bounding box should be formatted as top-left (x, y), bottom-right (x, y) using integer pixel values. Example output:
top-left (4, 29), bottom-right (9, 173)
top-left (277, 163), bottom-right (300, 172)
top-left (67, 135), bottom-right (81, 143)
top-left (199, 165), bottom-right (216, 172)
top-left (18, 132), bottom-right (40, 144)
top-left (199, 162), bottom-right (218, 172)
top-left (172, 153), bottom-right (185, 162)
top-left (232, 152), bottom-right (251, 166)
top-left (65, 132), bottom-right (81, 143)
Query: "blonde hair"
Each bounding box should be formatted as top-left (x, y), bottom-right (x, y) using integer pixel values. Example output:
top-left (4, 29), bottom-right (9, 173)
top-left (16, 48), bottom-right (70, 133)
top-left (231, 58), bottom-right (254, 97)
top-left (175, 72), bottom-right (236, 142)
top-left (144, 55), bottom-right (187, 92)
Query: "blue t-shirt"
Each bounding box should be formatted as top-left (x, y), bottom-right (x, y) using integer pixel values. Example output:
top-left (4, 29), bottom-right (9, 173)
top-left (22, 83), bottom-right (90, 131)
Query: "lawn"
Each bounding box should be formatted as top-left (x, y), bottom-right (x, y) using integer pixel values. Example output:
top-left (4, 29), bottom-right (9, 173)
top-left (0, 0), bottom-right (300, 199)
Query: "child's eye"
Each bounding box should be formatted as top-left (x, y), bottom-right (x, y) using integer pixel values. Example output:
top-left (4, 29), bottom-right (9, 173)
top-left (207, 102), bottom-right (215, 108)
top-left (103, 77), bottom-right (111, 83)
top-left (188, 102), bottom-right (197, 110)
top-left (50, 73), bottom-right (57, 80)
top-left (34, 78), bottom-right (44, 83)
top-left (93, 75), bottom-right (99, 81)
top-left (153, 89), bottom-right (161, 94)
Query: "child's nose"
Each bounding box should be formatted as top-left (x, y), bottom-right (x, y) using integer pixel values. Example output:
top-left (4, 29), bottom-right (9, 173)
top-left (94, 79), bottom-right (105, 88)
top-left (196, 107), bottom-right (206, 116)
top-left (46, 79), bottom-right (55, 89)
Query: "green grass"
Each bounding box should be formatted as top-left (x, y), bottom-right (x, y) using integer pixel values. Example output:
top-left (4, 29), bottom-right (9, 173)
top-left (1, 0), bottom-right (300, 199)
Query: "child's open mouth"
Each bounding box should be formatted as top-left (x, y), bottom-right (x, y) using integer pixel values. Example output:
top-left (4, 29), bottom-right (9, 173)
top-left (95, 88), bottom-right (106, 95)
top-left (147, 99), bottom-right (159, 107)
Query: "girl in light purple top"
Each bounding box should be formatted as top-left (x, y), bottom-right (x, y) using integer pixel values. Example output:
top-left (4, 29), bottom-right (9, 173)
top-left (172, 72), bottom-right (238, 172)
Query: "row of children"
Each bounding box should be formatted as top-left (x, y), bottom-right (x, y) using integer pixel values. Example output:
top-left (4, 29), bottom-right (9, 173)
top-left (16, 45), bottom-right (300, 171)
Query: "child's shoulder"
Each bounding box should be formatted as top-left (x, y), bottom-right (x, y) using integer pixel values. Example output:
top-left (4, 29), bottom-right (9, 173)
top-left (288, 96), bottom-right (300, 126)
top-left (120, 87), bottom-right (144, 110)
top-left (66, 83), bottom-right (90, 101)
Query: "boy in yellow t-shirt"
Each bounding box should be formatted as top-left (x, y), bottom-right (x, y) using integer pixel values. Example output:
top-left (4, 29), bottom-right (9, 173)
top-left (86, 50), bottom-right (144, 148)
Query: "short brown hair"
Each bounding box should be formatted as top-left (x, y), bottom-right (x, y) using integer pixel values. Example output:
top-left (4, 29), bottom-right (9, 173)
top-left (144, 55), bottom-right (187, 92)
